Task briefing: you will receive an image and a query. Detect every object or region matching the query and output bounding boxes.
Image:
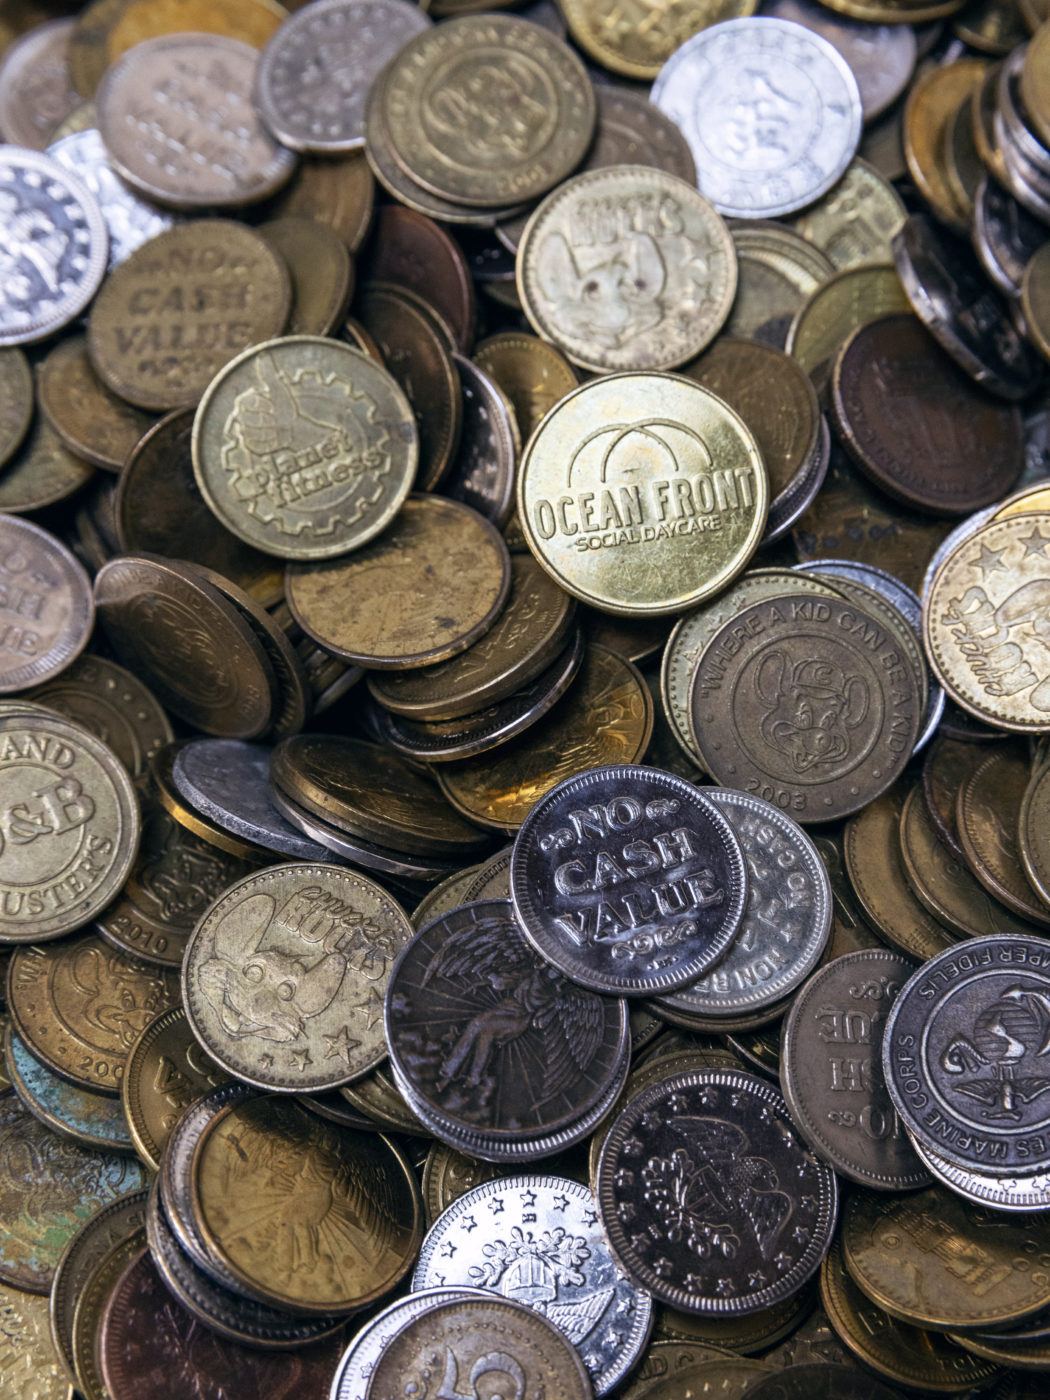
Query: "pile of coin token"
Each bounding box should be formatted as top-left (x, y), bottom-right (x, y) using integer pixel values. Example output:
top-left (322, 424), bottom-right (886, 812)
top-left (2, 0), bottom-right (1050, 1395)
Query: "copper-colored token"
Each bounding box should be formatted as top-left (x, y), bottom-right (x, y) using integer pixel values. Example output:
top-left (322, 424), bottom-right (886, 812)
top-left (437, 643), bottom-right (653, 831)
top-left (87, 222), bottom-right (291, 412)
top-left (920, 734), bottom-right (985, 861)
top-left (362, 205), bottom-right (476, 352)
top-left (287, 494), bottom-right (511, 669)
top-left (258, 217), bottom-right (354, 336)
top-left (788, 264), bottom-right (911, 388)
top-left (94, 555), bottom-right (278, 739)
top-left (0, 515), bottom-right (94, 693)
top-left (104, 0), bottom-right (286, 62)
top-left (37, 336), bottom-right (154, 474)
top-left (114, 410), bottom-right (284, 608)
top-left (0, 347), bottom-right (33, 469)
top-left (8, 933), bottom-right (178, 1094)
top-left (0, 418), bottom-right (95, 516)
top-left (262, 152), bottom-right (376, 254)
top-left (956, 746), bottom-right (1050, 926)
top-left (903, 58), bottom-right (987, 233)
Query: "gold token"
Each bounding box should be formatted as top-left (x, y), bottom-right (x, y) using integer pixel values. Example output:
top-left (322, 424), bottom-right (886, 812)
top-left (258, 217), bottom-right (354, 337)
top-left (559, 0), bottom-right (756, 80)
top-left (787, 160), bottom-right (907, 272)
top-left (70, 1232), bottom-right (146, 1400)
top-left (263, 152), bottom-right (376, 254)
top-left (518, 166), bottom-right (736, 374)
top-left (121, 1007), bottom-right (228, 1171)
top-left (1021, 242), bottom-right (1050, 365)
top-left (0, 419), bottom-right (94, 516)
top-left (517, 372), bottom-right (766, 616)
top-left (380, 16), bottom-right (595, 208)
top-left (1020, 761), bottom-right (1050, 909)
top-left (956, 746), bottom-right (1050, 926)
top-left (0, 1278), bottom-right (72, 1399)
top-left (0, 347), bottom-right (33, 469)
top-left (995, 481), bottom-right (1050, 521)
top-left (183, 861), bottom-right (414, 1091)
top-left (192, 336), bottom-right (416, 562)
top-left (422, 1143), bottom-right (504, 1224)
top-left (656, 1286), bottom-right (815, 1355)
top-left (341, 1062), bottom-right (426, 1134)
top-left (724, 222), bottom-right (834, 344)
top-left (948, 1329), bottom-right (1050, 1371)
top-left (105, 0), bottom-right (286, 62)
top-left (903, 59), bottom-right (987, 233)
top-left (286, 495), bottom-right (511, 668)
top-left (473, 331), bottom-right (578, 444)
top-left (37, 336), bottom-right (153, 474)
top-left (0, 711), bottom-right (141, 944)
top-left (191, 1094), bottom-right (422, 1313)
top-left (1021, 19), bottom-right (1050, 148)
top-left (787, 264), bottom-right (910, 384)
top-left (437, 643), bottom-right (653, 830)
top-left (924, 513), bottom-right (1050, 732)
top-left (8, 931), bottom-right (178, 1095)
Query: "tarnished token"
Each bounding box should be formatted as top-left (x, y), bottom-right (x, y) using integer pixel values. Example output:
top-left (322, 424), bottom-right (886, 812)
top-left (386, 899), bottom-right (628, 1140)
top-left (255, 0), bottom-right (431, 152)
top-left (191, 1094), bottom-right (422, 1313)
top-left (412, 1176), bottom-right (652, 1395)
top-left (0, 19), bottom-right (78, 150)
top-left (725, 223), bottom-right (834, 345)
top-left (183, 862), bottom-right (414, 1092)
top-left (0, 349), bottom-right (33, 470)
top-left (923, 513), bottom-right (1050, 732)
top-left (258, 218), bottom-right (354, 337)
top-left (559, 0), bottom-right (757, 80)
top-left (93, 555), bottom-right (277, 740)
top-left (597, 1069), bottom-right (838, 1315)
top-left (0, 516), bottom-right (94, 694)
top-left (651, 18), bottom-right (862, 218)
top-left (978, 178), bottom-right (1050, 299)
top-left (903, 59), bottom-right (985, 233)
top-left (788, 161), bottom-right (907, 271)
top-left (443, 355), bottom-right (519, 527)
top-left (511, 766), bottom-right (747, 996)
top-left (87, 222), bottom-right (291, 412)
top-left (655, 789), bottom-right (832, 1023)
top-left (921, 734), bottom-right (981, 861)
top-left (364, 1296), bottom-right (592, 1400)
top-left (781, 949), bottom-right (928, 1190)
top-left (379, 16), bottom-right (595, 208)
top-left (0, 147), bottom-right (107, 347)
top-left (192, 336), bottom-right (417, 561)
top-left (691, 591), bottom-right (922, 823)
top-left (104, 0), bottom-right (287, 58)
top-left (330, 1289), bottom-right (492, 1400)
top-left (6, 1026), bottom-right (133, 1153)
top-left (37, 336), bottom-right (154, 474)
top-left (363, 206), bottom-right (475, 352)
top-left (121, 1007), bottom-right (228, 1172)
top-left (287, 495), bottom-right (511, 668)
top-left (0, 1093), bottom-right (146, 1293)
top-left (743, 1364), bottom-right (901, 1400)
top-left (0, 711), bottom-right (140, 943)
top-left (265, 151), bottom-right (376, 256)
top-left (96, 34), bottom-right (297, 210)
top-left (957, 747), bottom-right (1050, 925)
top-left (1022, 241), bottom-right (1050, 365)
top-left (788, 265), bottom-right (910, 387)
top-left (517, 373), bottom-right (766, 616)
top-left (1021, 761), bottom-right (1050, 910)
top-left (884, 935), bottom-right (1050, 1178)
top-left (517, 166), bottom-right (736, 374)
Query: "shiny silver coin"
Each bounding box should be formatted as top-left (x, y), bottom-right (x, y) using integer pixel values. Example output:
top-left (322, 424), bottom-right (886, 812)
top-left (908, 1131), bottom-right (1050, 1213)
top-left (48, 128), bottom-right (175, 269)
top-left (651, 18), bottom-right (862, 218)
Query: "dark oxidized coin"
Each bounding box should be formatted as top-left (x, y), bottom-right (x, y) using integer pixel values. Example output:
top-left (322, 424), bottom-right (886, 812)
top-left (742, 1363), bottom-right (902, 1400)
top-left (596, 1068), bottom-right (838, 1315)
top-left (832, 313), bottom-right (1024, 516)
top-left (385, 899), bottom-right (628, 1140)
top-left (781, 949), bottom-right (930, 1191)
top-left (884, 935), bottom-right (1050, 1177)
top-left (511, 765), bottom-right (748, 996)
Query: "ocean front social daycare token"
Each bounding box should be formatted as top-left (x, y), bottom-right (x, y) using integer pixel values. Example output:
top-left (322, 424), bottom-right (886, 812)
top-left (516, 372), bottom-right (767, 617)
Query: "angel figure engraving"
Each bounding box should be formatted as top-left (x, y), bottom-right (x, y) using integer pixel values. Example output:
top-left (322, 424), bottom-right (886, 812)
top-left (642, 1117), bottom-right (792, 1264)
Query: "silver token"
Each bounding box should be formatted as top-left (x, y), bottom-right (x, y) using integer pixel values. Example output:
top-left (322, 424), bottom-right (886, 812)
top-left (0, 146), bottom-right (108, 346)
top-left (444, 355), bottom-right (520, 528)
top-left (908, 1132), bottom-right (1050, 1214)
top-left (411, 1175), bottom-right (653, 1395)
top-left (330, 1288), bottom-right (488, 1400)
top-left (653, 788), bottom-right (831, 1022)
top-left (48, 128), bottom-right (175, 269)
top-left (255, 0), bottom-right (432, 154)
top-left (651, 18), bottom-right (863, 219)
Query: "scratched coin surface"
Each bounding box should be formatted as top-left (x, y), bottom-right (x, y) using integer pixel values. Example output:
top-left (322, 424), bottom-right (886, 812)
top-left (518, 166), bottom-right (736, 374)
top-left (193, 336), bottom-right (417, 561)
top-left (411, 1175), bottom-right (653, 1395)
top-left (0, 516), bottom-right (94, 694)
top-left (787, 160), bottom-right (907, 271)
top-left (511, 766), bottom-right (747, 995)
top-left (121, 1006), bottom-right (228, 1172)
top-left (36, 335), bottom-right (154, 474)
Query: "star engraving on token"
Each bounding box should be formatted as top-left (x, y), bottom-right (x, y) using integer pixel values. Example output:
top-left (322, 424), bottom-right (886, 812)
top-left (323, 1026), bottom-right (361, 1064)
top-left (974, 542), bottom-right (1007, 575)
top-left (1020, 526), bottom-right (1050, 557)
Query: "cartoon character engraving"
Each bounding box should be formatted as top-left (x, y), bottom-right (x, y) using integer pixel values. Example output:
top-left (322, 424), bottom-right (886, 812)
top-left (69, 943), bottom-right (171, 1051)
top-left (642, 1118), bottom-right (792, 1263)
top-left (942, 580), bottom-right (1050, 711)
top-left (940, 983), bottom-right (1050, 1123)
top-left (537, 230), bottom-right (667, 349)
top-left (755, 652), bottom-right (870, 774)
top-left (469, 1225), bottom-right (614, 1342)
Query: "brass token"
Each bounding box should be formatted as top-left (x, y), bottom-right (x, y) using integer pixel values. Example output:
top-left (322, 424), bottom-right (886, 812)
top-left (341, 1062), bottom-right (426, 1134)
top-left (820, 1236), bottom-right (998, 1394)
top-left (518, 166), bottom-right (736, 374)
top-left (37, 336), bottom-right (153, 474)
top-left (842, 1185), bottom-right (1050, 1331)
top-left (903, 59), bottom-right (987, 233)
top-left (26, 654), bottom-right (172, 784)
top-left (844, 790), bottom-right (954, 962)
top-left (87, 221), bottom-right (292, 412)
top-left (956, 746), bottom-right (1050, 926)
top-left (559, 0), bottom-right (756, 80)
top-left (183, 861), bottom-right (415, 1092)
top-left (921, 734), bottom-right (982, 860)
top-left (105, 0), bottom-right (286, 61)
top-left (0, 1092), bottom-right (146, 1293)
top-left (0, 418), bottom-right (93, 516)
top-left (0, 710), bottom-right (141, 943)
top-left (724, 222), bottom-right (834, 345)
top-left (948, 1329), bottom-right (1050, 1371)
top-left (787, 160), bottom-right (907, 271)
top-left (70, 1230), bottom-right (145, 1400)
top-left (517, 372), bottom-right (766, 616)
top-left (899, 783), bottom-right (1045, 939)
top-left (8, 932), bottom-right (178, 1094)
top-left (367, 554), bottom-right (574, 720)
top-left (1022, 0), bottom-right (1050, 30)
top-left (68, 0), bottom-right (124, 97)
top-left (0, 347), bottom-right (33, 468)
top-left (1020, 761), bottom-right (1050, 909)
top-left (272, 735), bottom-right (489, 857)
top-left (656, 1286), bottom-right (816, 1355)
top-left (94, 555), bottom-right (277, 740)
top-left (121, 1007), bottom-right (228, 1172)
top-left (638, 1360), bottom-right (772, 1399)
top-left (0, 516), bottom-right (94, 693)
top-left (955, 0), bottom-right (1027, 52)
top-left (620, 1341), bottom-right (740, 1399)
top-left (473, 331), bottom-right (577, 443)
top-left (2, 1277), bottom-right (75, 1399)
top-left (257, 217), bottom-right (354, 336)
top-left (1021, 19), bottom-right (1050, 149)
top-left (422, 1143), bottom-right (503, 1224)
top-left (263, 152), bottom-right (376, 254)
top-left (437, 643), bottom-right (653, 831)
top-left (115, 410), bottom-right (283, 608)
top-left (924, 513), bottom-right (1050, 732)
top-left (354, 282), bottom-right (462, 491)
top-left (286, 495), bottom-right (511, 668)
top-left (1021, 242), bottom-right (1050, 365)
top-left (191, 1094), bottom-right (422, 1313)
top-left (787, 263), bottom-right (910, 385)
top-left (380, 16), bottom-right (595, 208)
top-left (943, 89), bottom-right (984, 223)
